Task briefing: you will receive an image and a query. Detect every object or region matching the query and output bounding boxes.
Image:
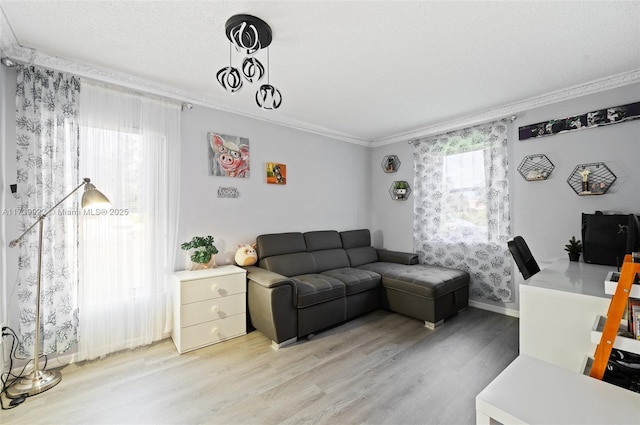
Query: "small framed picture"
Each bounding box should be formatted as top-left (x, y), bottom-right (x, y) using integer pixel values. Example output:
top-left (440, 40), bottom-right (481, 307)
top-left (266, 162), bottom-right (286, 185)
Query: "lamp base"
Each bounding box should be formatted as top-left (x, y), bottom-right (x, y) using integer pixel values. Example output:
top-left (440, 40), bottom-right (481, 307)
top-left (6, 369), bottom-right (61, 398)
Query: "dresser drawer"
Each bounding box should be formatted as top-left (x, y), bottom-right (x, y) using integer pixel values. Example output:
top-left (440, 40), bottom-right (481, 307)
top-left (180, 273), bottom-right (245, 304)
top-left (178, 313), bottom-right (246, 353)
top-left (180, 293), bottom-right (246, 327)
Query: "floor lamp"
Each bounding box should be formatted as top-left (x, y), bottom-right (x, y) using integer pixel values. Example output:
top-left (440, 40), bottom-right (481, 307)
top-left (6, 177), bottom-right (110, 398)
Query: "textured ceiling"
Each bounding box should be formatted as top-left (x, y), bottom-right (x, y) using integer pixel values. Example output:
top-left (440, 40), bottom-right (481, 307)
top-left (1, 1), bottom-right (639, 145)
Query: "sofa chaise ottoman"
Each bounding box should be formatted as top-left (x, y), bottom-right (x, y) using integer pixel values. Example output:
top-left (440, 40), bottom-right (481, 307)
top-left (246, 229), bottom-right (470, 348)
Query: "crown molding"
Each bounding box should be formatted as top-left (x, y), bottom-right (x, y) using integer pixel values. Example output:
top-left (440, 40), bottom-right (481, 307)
top-left (372, 68), bottom-right (640, 147)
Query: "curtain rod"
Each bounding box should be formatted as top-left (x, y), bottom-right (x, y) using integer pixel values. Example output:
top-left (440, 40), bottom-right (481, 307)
top-left (1, 55), bottom-right (194, 111)
top-left (407, 115), bottom-right (518, 144)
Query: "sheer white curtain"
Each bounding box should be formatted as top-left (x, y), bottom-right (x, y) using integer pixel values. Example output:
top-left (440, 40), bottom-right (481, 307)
top-left (77, 81), bottom-right (181, 359)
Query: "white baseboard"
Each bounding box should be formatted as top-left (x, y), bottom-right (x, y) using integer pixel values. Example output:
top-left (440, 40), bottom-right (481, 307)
top-left (8, 331), bottom-right (172, 376)
top-left (469, 300), bottom-right (520, 318)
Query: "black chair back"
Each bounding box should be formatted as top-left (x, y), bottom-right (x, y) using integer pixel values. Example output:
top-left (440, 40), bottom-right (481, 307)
top-left (507, 236), bottom-right (540, 280)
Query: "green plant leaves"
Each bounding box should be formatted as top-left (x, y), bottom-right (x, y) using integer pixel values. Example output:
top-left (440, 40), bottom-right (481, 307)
top-left (181, 235), bottom-right (219, 264)
top-left (564, 236), bottom-right (583, 253)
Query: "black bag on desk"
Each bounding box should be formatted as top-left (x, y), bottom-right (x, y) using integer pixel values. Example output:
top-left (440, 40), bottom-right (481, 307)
top-left (581, 212), bottom-right (628, 266)
top-left (603, 349), bottom-right (640, 393)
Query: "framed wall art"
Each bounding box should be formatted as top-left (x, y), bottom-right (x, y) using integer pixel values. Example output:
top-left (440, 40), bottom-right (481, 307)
top-left (207, 132), bottom-right (250, 178)
top-left (266, 162), bottom-right (286, 184)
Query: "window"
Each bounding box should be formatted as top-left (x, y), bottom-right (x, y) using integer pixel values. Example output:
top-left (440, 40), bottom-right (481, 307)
top-left (413, 122), bottom-right (512, 302)
top-left (441, 149), bottom-right (488, 243)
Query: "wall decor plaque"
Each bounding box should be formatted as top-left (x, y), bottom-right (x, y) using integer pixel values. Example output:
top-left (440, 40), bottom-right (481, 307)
top-left (519, 101), bottom-right (640, 140)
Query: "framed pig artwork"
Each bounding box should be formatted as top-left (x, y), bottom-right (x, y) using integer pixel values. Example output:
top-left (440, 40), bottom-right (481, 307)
top-left (207, 132), bottom-right (250, 178)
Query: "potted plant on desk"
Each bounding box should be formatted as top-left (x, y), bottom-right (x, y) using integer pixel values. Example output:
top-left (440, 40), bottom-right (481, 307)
top-left (564, 236), bottom-right (583, 262)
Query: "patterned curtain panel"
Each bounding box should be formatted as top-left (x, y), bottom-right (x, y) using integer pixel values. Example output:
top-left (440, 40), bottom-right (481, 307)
top-left (14, 65), bottom-right (81, 355)
top-left (413, 122), bottom-right (512, 302)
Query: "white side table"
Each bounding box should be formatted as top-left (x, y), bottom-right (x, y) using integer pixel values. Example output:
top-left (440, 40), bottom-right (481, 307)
top-left (172, 265), bottom-right (247, 353)
top-left (476, 355), bottom-right (640, 425)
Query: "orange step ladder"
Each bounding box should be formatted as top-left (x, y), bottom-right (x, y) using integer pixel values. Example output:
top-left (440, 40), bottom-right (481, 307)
top-left (589, 254), bottom-right (640, 380)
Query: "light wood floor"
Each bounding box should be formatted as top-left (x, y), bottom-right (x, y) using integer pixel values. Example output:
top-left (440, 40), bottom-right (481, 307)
top-left (1, 307), bottom-right (518, 425)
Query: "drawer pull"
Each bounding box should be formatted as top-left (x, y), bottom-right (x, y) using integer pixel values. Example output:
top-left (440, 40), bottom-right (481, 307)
top-left (211, 305), bottom-right (219, 313)
top-left (211, 327), bottom-right (219, 334)
top-left (211, 284), bottom-right (219, 292)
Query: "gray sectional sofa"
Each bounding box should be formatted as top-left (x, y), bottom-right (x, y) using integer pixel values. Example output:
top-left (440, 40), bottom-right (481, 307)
top-left (246, 229), bottom-right (470, 348)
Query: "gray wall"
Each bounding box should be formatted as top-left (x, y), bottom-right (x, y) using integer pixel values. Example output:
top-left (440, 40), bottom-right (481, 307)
top-left (371, 82), bottom-right (640, 312)
top-left (0, 50), bottom-right (8, 372)
top-left (1, 66), bottom-right (18, 336)
top-left (177, 105), bottom-right (373, 269)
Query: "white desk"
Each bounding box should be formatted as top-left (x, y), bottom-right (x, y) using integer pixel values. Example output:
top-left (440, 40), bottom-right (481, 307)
top-left (520, 259), bottom-right (613, 372)
top-left (476, 355), bottom-right (640, 425)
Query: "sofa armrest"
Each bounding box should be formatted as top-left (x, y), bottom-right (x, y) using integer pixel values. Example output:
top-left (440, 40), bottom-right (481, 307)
top-left (246, 266), bottom-right (293, 288)
top-left (376, 249), bottom-right (419, 265)
top-left (246, 266), bottom-right (298, 345)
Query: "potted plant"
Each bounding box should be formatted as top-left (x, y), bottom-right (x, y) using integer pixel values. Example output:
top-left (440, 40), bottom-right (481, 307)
top-left (564, 236), bottom-right (583, 262)
top-left (181, 235), bottom-right (218, 270)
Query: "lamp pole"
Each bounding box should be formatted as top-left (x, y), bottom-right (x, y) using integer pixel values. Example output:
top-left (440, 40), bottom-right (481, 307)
top-left (6, 178), bottom-right (109, 398)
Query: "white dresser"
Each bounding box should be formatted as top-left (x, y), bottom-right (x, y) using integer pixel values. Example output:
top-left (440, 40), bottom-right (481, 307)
top-left (172, 265), bottom-right (247, 354)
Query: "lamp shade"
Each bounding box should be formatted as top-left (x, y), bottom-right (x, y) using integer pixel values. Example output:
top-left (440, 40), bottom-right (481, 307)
top-left (81, 183), bottom-right (111, 209)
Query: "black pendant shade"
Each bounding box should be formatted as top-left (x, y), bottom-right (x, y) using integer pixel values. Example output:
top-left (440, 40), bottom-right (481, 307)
top-left (241, 57), bottom-right (265, 83)
top-left (216, 66), bottom-right (243, 92)
top-left (216, 14), bottom-right (282, 110)
top-left (256, 84), bottom-right (282, 110)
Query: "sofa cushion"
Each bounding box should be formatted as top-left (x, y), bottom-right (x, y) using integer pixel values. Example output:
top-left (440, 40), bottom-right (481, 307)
top-left (345, 246), bottom-right (379, 268)
top-left (292, 274), bottom-right (346, 308)
top-left (339, 229), bottom-right (372, 249)
top-left (260, 252), bottom-right (316, 277)
top-left (304, 230), bottom-right (342, 251)
top-left (320, 268), bottom-right (381, 295)
top-left (357, 262), bottom-right (469, 299)
top-left (311, 249), bottom-right (350, 273)
top-left (257, 232), bottom-right (306, 258)
top-left (340, 229), bottom-right (380, 267)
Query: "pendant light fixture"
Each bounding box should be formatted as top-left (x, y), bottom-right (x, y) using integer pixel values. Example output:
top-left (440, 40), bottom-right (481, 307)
top-left (216, 14), bottom-right (282, 110)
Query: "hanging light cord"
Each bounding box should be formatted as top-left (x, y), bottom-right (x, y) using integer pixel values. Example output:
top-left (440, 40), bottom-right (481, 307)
top-left (266, 48), bottom-right (270, 85)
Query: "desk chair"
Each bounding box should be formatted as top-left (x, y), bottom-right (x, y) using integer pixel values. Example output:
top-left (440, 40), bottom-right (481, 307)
top-left (508, 236), bottom-right (540, 280)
